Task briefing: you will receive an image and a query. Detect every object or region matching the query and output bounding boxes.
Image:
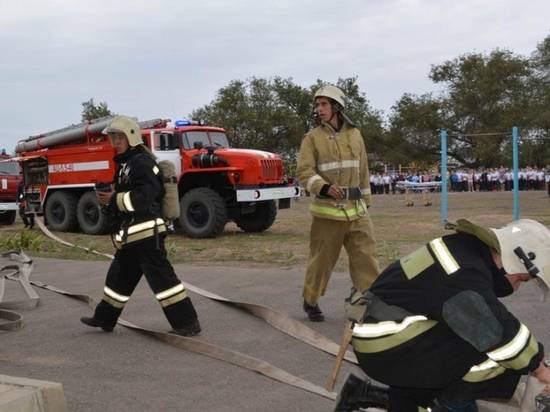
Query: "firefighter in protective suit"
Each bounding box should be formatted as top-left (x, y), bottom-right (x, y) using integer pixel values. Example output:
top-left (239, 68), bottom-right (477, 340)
top-left (80, 116), bottom-right (200, 336)
top-left (297, 85), bottom-right (380, 321)
top-left (335, 218), bottom-right (550, 412)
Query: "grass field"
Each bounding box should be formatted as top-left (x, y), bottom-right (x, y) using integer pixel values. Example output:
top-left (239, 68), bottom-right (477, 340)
top-left (1, 191), bottom-right (548, 271)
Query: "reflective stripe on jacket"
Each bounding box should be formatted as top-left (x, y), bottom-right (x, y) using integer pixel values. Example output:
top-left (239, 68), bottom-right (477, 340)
top-left (297, 121), bottom-right (372, 221)
top-left (352, 233), bottom-right (543, 384)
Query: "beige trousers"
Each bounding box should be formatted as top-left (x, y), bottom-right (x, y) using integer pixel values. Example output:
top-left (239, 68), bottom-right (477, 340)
top-left (303, 215), bottom-right (380, 305)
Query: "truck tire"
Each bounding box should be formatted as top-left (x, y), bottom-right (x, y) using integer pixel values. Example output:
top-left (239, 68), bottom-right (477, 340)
top-left (0, 211), bottom-right (16, 225)
top-left (45, 191), bottom-right (78, 232)
top-left (179, 188), bottom-right (227, 238)
top-left (234, 200), bottom-right (277, 233)
top-left (77, 191), bottom-right (110, 235)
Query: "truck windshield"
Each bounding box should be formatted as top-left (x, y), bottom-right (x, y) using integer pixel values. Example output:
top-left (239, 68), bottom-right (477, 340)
top-left (183, 132), bottom-right (209, 149)
top-left (182, 131), bottom-right (230, 149)
top-left (0, 162), bottom-right (20, 175)
top-left (210, 132), bottom-right (229, 148)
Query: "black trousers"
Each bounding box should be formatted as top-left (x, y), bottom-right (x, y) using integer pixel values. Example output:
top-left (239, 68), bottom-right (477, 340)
top-left (386, 368), bottom-right (519, 411)
top-left (93, 235), bottom-right (198, 329)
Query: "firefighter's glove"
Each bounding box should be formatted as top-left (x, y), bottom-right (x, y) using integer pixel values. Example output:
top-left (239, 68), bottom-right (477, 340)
top-left (345, 287), bottom-right (368, 324)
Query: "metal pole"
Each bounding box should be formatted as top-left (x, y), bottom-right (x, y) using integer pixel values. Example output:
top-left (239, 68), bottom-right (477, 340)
top-left (440, 130), bottom-right (448, 224)
top-left (512, 127), bottom-right (520, 220)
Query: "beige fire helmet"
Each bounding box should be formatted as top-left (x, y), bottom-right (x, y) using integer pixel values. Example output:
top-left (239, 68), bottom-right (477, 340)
top-left (102, 116), bottom-right (143, 147)
top-left (314, 85), bottom-right (346, 108)
top-left (491, 219), bottom-right (550, 300)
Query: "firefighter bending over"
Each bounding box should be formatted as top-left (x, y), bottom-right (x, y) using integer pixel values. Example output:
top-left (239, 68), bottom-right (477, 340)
top-left (80, 116), bottom-right (200, 336)
top-left (297, 85), bottom-right (380, 321)
top-left (335, 218), bottom-right (550, 412)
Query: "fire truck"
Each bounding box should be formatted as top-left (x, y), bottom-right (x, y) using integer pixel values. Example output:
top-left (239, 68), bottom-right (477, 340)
top-left (15, 116), bottom-right (300, 237)
top-left (0, 153), bottom-right (21, 225)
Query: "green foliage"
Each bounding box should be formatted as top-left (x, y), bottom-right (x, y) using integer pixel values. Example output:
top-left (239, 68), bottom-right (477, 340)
top-left (0, 230), bottom-right (42, 251)
top-left (190, 34), bottom-right (550, 168)
top-left (81, 98), bottom-right (112, 122)
top-left (388, 46), bottom-right (550, 167)
top-left (192, 76), bottom-right (383, 169)
top-left (192, 77), bottom-right (312, 160)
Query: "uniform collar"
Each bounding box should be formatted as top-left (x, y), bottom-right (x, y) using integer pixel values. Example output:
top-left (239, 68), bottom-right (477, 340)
top-left (320, 120), bottom-right (347, 134)
top-left (114, 146), bottom-right (140, 164)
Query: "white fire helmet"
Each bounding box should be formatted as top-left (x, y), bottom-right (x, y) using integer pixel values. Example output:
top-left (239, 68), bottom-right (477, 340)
top-left (491, 219), bottom-right (550, 300)
top-left (314, 85), bottom-right (346, 109)
top-left (102, 116), bottom-right (142, 147)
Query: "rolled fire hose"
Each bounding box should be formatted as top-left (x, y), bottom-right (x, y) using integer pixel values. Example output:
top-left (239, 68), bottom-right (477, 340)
top-left (0, 251), bottom-right (39, 331)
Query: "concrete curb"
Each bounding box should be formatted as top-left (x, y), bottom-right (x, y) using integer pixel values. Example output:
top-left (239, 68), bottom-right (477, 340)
top-left (0, 375), bottom-right (68, 412)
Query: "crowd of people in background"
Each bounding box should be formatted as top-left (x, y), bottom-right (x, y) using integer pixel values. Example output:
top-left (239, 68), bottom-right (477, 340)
top-left (368, 166), bottom-right (550, 197)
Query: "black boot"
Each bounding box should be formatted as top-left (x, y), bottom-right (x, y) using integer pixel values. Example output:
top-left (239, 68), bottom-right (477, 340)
top-left (334, 374), bottom-right (389, 412)
top-left (170, 318), bottom-right (201, 337)
top-left (80, 316), bottom-right (114, 332)
top-left (303, 300), bottom-right (325, 322)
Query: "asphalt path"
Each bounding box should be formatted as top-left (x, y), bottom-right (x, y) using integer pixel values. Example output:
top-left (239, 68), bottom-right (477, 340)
top-left (0, 256), bottom-right (546, 412)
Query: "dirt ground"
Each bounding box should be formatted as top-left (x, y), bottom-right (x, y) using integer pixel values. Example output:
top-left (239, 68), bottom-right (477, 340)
top-left (1, 190), bottom-right (548, 271)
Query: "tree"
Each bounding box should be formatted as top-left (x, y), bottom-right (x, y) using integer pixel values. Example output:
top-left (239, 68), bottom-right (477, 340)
top-left (81, 98), bottom-right (112, 122)
top-left (387, 49), bottom-right (543, 167)
top-left (193, 77), bottom-right (310, 156)
top-left (192, 76), bottom-right (383, 168)
top-left (385, 93), bottom-right (446, 166)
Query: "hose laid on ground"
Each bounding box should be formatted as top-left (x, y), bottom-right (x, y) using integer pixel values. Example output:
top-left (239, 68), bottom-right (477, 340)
top-left (0, 248), bottom-right (338, 401)
top-left (21, 217), bottom-right (361, 401)
top-left (35, 217), bottom-right (358, 365)
top-left (29, 278), bottom-right (337, 401)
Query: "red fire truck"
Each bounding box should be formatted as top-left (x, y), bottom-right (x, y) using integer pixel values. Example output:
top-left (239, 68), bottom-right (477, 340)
top-left (0, 153), bottom-right (21, 225)
top-left (15, 116), bottom-right (299, 237)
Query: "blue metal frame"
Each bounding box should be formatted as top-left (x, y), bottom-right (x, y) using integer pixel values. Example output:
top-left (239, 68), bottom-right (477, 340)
top-left (439, 128), bottom-right (520, 224)
top-left (512, 126), bottom-right (520, 220)
top-left (440, 130), bottom-right (448, 224)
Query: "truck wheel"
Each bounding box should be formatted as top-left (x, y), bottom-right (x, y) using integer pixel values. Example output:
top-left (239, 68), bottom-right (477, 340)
top-left (45, 191), bottom-right (78, 232)
top-left (77, 191), bottom-right (110, 235)
top-left (0, 211), bottom-right (16, 225)
top-left (179, 188), bottom-right (227, 238)
top-left (234, 200), bottom-right (277, 233)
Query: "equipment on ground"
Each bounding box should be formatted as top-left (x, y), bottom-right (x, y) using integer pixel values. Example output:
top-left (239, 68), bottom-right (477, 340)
top-left (396, 181), bottom-right (441, 207)
top-left (15, 117), bottom-right (300, 237)
top-left (325, 321), bottom-right (354, 391)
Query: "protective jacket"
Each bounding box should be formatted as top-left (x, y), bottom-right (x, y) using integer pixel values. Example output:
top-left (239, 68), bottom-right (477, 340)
top-left (106, 146), bottom-right (167, 247)
top-left (352, 232), bottom-right (544, 403)
top-left (297, 121), bottom-right (372, 221)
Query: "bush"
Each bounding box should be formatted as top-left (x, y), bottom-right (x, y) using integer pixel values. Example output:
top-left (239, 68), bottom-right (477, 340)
top-left (0, 230), bottom-right (42, 252)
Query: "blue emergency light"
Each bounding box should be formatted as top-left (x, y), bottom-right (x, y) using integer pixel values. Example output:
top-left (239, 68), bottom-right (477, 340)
top-left (175, 119), bottom-right (191, 127)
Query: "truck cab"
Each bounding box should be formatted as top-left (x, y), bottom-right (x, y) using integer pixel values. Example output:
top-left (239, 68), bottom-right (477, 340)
top-left (0, 155), bottom-right (22, 225)
top-left (143, 120), bottom-right (299, 238)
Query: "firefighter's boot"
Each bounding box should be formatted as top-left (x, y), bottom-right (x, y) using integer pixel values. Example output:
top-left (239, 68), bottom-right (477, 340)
top-left (334, 373), bottom-right (389, 412)
top-left (80, 316), bottom-right (114, 332)
top-left (170, 318), bottom-right (201, 337)
top-left (303, 300), bottom-right (325, 322)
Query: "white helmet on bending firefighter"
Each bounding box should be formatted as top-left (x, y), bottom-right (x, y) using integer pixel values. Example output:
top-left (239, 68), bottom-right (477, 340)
top-left (490, 219), bottom-right (550, 299)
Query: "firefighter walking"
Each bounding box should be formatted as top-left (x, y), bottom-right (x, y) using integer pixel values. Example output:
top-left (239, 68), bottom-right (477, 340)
top-left (336, 218), bottom-right (550, 411)
top-left (297, 85), bottom-right (380, 322)
top-left (80, 116), bottom-right (200, 336)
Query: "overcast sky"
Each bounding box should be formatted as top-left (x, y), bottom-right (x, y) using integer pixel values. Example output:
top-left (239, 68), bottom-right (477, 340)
top-left (1, 0), bottom-right (549, 151)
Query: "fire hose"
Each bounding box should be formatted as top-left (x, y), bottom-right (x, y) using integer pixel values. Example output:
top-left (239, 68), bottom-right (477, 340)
top-left (3, 223), bottom-right (549, 411)
top-left (0, 217), bottom-right (366, 402)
